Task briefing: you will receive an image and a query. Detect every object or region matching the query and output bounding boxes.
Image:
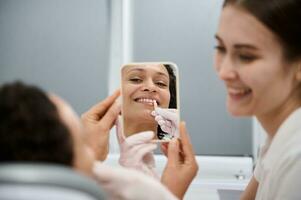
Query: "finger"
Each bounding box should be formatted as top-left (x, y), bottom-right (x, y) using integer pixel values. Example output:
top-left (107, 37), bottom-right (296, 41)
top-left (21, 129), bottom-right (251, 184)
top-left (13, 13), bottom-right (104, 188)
top-left (155, 115), bottom-right (164, 122)
top-left (124, 142), bottom-right (150, 154)
top-left (161, 126), bottom-right (172, 134)
top-left (164, 120), bottom-right (172, 127)
top-left (158, 119), bottom-right (166, 126)
top-left (116, 115), bottom-right (125, 144)
top-left (151, 110), bottom-right (157, 117)
top-left (93, 162), bottom-right (120, 182)
top-left (99, 99), bottom-right (121, 131)
top-left (160, 143), bottom-right (168, 156)
top-left (84, 90), bottom-right (120, 120)
top-left (131, 143), bottom-right (157, 163)
top-left (121, 143), bottom-right (156, 164)
top-left (143, 152), bottom-right (155, 167)
top-left (126, 131), bottom-right (154, 146)
top-left (155, 107), bottom-right (178, 119)
top-left (179, 122), bottom-right (196, 163)
top-left (166, 138), bottom-right (180, 166)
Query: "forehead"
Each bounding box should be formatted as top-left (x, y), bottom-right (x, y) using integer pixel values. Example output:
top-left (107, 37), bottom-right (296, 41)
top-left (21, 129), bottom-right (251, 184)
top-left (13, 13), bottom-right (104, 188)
top-left (217, 5), bottom-right (280, 49)
top-left (122, 64), bottom-right (169, 76)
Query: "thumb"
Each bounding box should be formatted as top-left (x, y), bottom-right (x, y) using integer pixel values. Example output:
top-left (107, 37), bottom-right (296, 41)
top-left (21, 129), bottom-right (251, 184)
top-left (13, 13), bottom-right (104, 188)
top-left (155, 108), bottom-right (178, 121)
top-left (115, 115), bottom-right (125, 145)
top-left (126, 131), bottom-right (154, 146)
top-left (93, 162), bottom-right (119, 183)
top-left (166, 138), bottom-right (180, 166)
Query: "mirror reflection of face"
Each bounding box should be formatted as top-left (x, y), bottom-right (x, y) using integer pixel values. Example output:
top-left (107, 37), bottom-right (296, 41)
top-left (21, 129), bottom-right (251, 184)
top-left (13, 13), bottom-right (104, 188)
top-left (122, 64), bottom-right (171, 134)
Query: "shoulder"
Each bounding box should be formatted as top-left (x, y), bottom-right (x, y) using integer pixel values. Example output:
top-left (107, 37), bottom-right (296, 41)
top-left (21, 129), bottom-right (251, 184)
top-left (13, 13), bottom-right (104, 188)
top-left (268, 143), bottom-right (301, 199)
top-left (275, 128), bottom-right (301, 172)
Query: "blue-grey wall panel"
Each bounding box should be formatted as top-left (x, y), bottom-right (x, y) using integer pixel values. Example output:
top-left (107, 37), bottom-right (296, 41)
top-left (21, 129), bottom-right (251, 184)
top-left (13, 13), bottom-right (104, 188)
top-left (0, 0), bottom-right (110, 114)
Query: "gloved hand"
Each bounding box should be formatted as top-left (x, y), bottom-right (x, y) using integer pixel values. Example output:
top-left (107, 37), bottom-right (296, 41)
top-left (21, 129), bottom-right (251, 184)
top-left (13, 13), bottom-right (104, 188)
top-left (93, 162), bottom-right (178, 200)
top-left (151, 106), bottom-right (179, 138)
top-left (116, 116), bottom-right (159, 179)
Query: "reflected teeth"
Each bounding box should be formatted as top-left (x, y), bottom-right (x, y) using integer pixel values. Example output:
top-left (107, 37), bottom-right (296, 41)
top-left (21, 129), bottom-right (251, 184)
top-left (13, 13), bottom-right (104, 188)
top-left (228, 88), bottom-right (251, 95)
top-left (137, 98), bottom-right (156, 104)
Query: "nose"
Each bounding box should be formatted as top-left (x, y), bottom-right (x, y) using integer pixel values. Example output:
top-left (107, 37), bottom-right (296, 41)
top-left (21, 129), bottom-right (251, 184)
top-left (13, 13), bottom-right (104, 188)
top-left (216, 56), bottom-right (237, 81)
top-left (141, 79), bottom-right (157, 92)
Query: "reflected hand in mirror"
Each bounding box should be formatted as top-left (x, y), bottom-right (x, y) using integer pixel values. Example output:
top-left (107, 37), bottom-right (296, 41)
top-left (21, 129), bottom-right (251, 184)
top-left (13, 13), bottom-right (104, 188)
top-left (120, 62), bottom-right (180, 142)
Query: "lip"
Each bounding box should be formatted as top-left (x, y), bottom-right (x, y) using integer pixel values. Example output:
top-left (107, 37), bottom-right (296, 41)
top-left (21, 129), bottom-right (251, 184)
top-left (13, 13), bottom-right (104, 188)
top-left (227, 87), bottom-right (252, 101)
top-left (228, 87), bottom-right (252, 95)
top-left (134, 96), bottom-right (160, 106)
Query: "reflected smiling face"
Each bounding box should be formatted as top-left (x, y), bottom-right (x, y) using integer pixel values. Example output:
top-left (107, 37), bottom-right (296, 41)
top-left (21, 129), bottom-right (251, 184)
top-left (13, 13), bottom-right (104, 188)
top-left (122, 64), bottom-right (171, 124)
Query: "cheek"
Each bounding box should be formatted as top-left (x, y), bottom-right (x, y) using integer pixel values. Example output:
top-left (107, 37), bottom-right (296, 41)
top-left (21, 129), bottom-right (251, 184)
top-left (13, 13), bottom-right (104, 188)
top-left (161, 89), bottom-right (170, 108)
top-left (123, 84), bottom-right (139, 101)
top-left (245, 63), bottom-right (282, 92)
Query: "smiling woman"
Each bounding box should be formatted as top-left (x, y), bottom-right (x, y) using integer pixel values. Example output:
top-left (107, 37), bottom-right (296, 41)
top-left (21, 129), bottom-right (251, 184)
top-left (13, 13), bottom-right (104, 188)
top-left (213, 0), bottom-right (301, 199)
top-left (121, 63), bottom-right (178, 138)
top-left (115, 62), bottom-right (180, 178)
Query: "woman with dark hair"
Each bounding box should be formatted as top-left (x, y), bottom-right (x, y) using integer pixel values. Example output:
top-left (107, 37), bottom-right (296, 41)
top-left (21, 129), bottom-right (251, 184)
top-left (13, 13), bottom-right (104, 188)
top-left (120, 63), bottom-right (177, 138)
top-left (215, 1), bottom-right (301, 199)
top-left (117, 63), bottom-right (180, 178)
top-left (161, 0), bottom-right (301, 199)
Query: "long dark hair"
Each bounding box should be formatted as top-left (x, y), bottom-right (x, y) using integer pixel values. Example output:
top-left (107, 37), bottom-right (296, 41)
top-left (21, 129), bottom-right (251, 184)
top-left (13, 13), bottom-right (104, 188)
top-left (164, 64), bottom-right (177, 109)
top-left (157, 64), bottom-right (177, 139)
top-left (223, 0), bottom-right (301, 61)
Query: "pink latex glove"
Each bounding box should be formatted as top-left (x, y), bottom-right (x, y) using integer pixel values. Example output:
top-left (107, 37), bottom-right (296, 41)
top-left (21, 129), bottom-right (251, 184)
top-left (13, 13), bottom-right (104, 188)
top-left (116, 116), bottom-right (159, 179)
top-left (93, 162), bottom-right (178, 200)
top-left (151, 107), bottom-right (179, 138)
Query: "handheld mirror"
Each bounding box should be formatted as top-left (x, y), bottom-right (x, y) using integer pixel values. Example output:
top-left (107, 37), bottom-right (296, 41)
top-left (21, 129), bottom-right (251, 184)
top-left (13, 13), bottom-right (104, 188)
top-left (120, 62), bottom-right (180, 142)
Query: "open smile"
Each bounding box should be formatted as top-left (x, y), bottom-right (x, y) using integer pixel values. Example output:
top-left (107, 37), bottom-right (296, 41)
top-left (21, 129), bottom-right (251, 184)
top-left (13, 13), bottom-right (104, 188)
top-left (134, 98), bottom-right (160, 106)
top-left (228, 87), bottom-right (252, 101)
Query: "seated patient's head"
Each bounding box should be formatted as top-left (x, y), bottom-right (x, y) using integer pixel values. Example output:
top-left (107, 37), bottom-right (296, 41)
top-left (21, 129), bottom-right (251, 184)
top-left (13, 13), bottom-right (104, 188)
top-left (0, 81), bottom-right (94, 175)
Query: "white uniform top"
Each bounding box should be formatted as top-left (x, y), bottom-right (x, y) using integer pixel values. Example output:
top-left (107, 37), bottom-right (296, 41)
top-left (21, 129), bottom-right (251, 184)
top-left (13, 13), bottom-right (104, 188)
top-left (254, 108), bottom-right (301, 200)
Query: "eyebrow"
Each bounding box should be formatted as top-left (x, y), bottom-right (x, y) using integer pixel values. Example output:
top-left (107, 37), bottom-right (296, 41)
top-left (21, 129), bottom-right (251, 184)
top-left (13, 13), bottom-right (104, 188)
top-left (126, 67), bottom-right (169, 78)
top-left (215, 34), bottom-right (259, 51)
top-left (234, 44), bottom-right (259, 51)
top-left (127, 67), bottom-right (144, 73)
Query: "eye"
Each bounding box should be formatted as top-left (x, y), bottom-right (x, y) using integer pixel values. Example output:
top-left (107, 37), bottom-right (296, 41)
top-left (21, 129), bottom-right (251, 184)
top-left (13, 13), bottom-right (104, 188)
top-left (238, 54), bottom-right (257, 63)
top-left (156, 81), bottom-right (168, 88)
top-left (129, 77), bottom-right (142, 83)
top-left (214, 45), bottom-right (226, 54)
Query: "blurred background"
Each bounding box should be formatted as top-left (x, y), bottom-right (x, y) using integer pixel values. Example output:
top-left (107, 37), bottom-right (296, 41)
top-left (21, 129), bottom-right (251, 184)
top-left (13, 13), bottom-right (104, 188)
top-left (0, 0), bottom-right (255, 157)
top-left (1, 1), bottom-right (268, 199)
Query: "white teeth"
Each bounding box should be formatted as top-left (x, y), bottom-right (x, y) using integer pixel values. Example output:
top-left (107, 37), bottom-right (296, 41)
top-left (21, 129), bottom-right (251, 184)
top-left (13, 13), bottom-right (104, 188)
top-left (137, 98), bottom-right (156, 104)
top-left (228, 88), bottom-right (251, 95)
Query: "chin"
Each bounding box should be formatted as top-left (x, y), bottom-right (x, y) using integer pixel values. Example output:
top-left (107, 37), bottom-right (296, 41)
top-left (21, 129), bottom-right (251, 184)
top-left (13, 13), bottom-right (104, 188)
top-left (133, 111), bottom-right (154, 122)
top-left (142, 115), bottom-right (156, 124)
top-left (227, 106), bottom-right (252, 117)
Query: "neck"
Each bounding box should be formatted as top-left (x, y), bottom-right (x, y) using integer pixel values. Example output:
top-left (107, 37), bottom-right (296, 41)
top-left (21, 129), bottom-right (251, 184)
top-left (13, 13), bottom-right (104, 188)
top-left (124, 119), bottom-right (157, 137)
top-left (256, 97), bottom-right (301, 138)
